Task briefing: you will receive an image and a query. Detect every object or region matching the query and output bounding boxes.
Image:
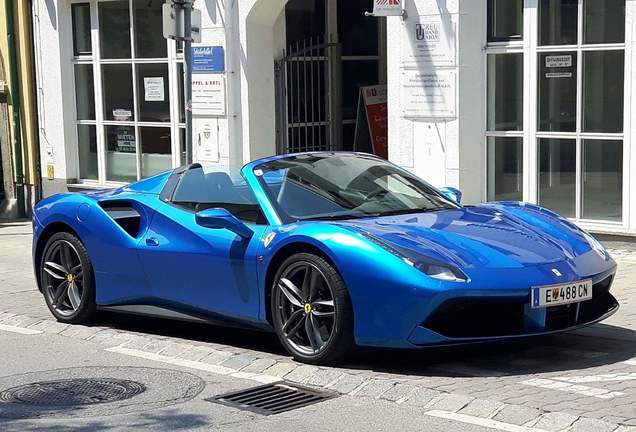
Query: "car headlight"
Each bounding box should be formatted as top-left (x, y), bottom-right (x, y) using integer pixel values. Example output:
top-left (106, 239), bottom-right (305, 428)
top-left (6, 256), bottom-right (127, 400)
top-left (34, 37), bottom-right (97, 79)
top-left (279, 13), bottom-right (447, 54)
top-left (408, 260), bottom-right (467, 282)
top-left (358, 231), bottom-right (467, 282)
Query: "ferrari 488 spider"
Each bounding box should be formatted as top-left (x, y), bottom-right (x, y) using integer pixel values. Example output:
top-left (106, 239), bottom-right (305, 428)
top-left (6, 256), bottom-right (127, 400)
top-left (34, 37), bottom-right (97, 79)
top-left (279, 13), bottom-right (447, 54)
top-left (32, 153), bottom-right (618, 364)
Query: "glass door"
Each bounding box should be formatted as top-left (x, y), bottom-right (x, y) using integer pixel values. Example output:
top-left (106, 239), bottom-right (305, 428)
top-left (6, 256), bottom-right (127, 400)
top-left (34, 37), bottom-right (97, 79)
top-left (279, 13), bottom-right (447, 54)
top-left (536, 0), bottom-right (625, 222)
top-left (486, 0), bottom-right (626, 224)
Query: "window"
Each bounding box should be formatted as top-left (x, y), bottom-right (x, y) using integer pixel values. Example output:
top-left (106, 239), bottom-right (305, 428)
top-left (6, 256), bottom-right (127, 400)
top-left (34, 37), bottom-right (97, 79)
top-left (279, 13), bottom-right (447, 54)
top-left (487, 137), bottom-right (523, 201)
top-left (582, 140), bottom-right (622, 221)
top-left (488, 0), bottom-right (523, 42)
top-left (71, 0), bottom-right (184, 185)
top-left (583, 50), bottom-right (624, 133)
top-left (488, 54), bottom-right (523, 131)
top-left (486, 0), bottom-right (626, 224)
top-left (486, 4), bottom-right (524, 202)
top-left (98, 1), bottom-right (131, 59)
top-left (71, 3), bottom-right (92, 56)
top-left (539, 0), bottom-right (578, 46)
top-left (536, 0), bottom-right (625, 221)
top-left (538, 138), bottom-right (576, 218)
top-left (583, 0), bottom-right (625, 44)
top-left (538, 52), bottom-right (577, 132)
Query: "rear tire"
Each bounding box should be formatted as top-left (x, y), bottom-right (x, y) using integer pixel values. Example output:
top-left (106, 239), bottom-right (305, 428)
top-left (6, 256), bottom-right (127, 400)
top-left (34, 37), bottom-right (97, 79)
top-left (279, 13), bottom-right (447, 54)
top-left (40, 232), bottom-right (96, 324)
top-left (271, 253), bottom-right (354, 365)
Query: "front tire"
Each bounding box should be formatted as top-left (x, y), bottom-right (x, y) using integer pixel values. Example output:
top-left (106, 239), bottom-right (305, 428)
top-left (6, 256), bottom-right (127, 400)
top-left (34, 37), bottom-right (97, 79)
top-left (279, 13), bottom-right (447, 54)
top-left (40, 232), bottom-right (96, 324)
top-left (271, 253), bottom-right (354, 365)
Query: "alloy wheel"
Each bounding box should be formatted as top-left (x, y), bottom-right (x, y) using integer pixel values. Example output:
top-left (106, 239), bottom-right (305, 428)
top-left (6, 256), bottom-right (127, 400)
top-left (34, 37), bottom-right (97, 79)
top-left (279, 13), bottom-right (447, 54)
top-left (275, 262), bottom-right (336, 355)
top-left (42, 240), bottom-right (84, 317)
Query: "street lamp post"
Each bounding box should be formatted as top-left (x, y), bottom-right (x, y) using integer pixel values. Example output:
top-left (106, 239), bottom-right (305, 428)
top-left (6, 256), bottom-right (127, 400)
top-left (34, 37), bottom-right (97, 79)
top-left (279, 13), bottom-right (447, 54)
top-left (182, 1), bottom-right (193, 165)
top-left (164, 0), bottom-right (195, 165)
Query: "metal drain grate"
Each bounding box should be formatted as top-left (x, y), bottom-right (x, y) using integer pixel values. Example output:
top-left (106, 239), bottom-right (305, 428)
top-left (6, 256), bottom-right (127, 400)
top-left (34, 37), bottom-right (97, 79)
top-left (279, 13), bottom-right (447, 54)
top-left (0, 378), bottom-right (146, 407)
top-left (207, 382), bottom-right (336, 415)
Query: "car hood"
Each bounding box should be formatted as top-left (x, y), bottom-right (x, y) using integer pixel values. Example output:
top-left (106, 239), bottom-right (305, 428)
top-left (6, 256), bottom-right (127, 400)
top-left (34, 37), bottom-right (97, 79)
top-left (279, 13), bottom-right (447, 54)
top-left (336, 204), bottom-right (598, 270)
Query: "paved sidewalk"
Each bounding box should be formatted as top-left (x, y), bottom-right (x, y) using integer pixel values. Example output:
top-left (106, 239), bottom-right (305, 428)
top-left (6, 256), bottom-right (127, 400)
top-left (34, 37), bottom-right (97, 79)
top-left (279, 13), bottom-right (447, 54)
top-left (1, 220), bottom-right (636, 431)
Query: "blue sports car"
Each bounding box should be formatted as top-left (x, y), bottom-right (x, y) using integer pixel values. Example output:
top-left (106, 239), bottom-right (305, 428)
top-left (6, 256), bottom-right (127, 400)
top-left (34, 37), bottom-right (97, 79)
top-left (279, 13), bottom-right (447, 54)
top-left (32, 153), bottom-right (618, 364)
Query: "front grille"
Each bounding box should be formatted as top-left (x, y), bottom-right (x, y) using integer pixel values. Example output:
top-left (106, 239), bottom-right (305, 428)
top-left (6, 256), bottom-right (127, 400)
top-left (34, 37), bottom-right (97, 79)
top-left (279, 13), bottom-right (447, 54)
top-left (424, 298), bottom-right (525, 338)
top-left (546, 275), bottom-right (616, 330)
top-left (545, 304), bottom-right (577, 330)
top-left (423, 275), bottom-right (617, 338)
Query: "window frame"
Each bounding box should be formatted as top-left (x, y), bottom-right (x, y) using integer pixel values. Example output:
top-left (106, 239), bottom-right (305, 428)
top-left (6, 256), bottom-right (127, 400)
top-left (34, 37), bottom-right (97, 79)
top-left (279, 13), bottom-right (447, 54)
top-left (487, 0), bottom-right (525, 43)
top-left (69, 0), bottom-right (185, 188)
top-left (484, 0), bottom-right (630, 229)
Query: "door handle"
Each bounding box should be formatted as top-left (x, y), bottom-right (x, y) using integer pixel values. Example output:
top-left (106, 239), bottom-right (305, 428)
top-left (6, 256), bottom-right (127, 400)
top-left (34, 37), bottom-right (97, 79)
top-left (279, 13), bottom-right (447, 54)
top-left (146, 237), bottom-right (160, 247)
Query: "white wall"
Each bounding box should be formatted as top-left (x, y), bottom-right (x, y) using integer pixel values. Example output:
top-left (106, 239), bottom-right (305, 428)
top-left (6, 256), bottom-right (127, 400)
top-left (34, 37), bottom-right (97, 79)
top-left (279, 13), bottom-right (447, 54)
top-left (194, 0), bottom-right (231, 166)
top-left (387, 0), bottom-right (486, 204)
top-left (33, 0), bottom-right (77, 193)
top-left (237, 0), bottom-right (289, 163)
top-left (457, 0), bottom-right (487, 203)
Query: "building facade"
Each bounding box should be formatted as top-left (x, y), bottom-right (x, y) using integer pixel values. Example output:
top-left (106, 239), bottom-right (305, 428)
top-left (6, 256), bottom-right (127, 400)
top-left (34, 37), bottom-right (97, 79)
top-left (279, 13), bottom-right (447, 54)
top-left (0, 0), bottom-right (39, 218)
top-left (33, 0), bottom-right (636, 235)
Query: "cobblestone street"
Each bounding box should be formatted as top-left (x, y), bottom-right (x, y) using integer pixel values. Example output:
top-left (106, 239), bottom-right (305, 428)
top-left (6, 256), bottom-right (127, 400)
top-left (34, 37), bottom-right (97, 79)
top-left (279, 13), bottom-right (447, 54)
top-left (1, 220), bottom-right (636, 431)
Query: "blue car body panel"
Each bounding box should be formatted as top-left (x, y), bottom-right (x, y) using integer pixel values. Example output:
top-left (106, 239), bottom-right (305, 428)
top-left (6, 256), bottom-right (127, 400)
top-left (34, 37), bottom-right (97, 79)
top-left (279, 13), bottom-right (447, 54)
top-left (33, 153), bottom-right (618, 348)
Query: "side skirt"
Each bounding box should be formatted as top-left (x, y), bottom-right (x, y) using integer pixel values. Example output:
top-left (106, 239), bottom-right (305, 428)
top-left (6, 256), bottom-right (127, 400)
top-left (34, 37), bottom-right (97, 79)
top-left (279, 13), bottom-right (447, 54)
top-left (97, 304), bottom-right (274, 332)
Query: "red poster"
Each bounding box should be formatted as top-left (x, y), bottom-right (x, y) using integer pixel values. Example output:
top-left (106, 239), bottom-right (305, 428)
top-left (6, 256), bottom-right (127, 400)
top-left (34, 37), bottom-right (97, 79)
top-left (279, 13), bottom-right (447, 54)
top-left (362, 86), bottom-right (388, 159)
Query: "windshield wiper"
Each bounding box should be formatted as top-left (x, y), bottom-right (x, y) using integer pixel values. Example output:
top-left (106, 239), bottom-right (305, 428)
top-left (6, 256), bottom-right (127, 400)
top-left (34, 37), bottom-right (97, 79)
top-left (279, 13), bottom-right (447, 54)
top-left (299, 213), bottom-right (367, 222)
top-left (371, 207), bottom-right (451, 217)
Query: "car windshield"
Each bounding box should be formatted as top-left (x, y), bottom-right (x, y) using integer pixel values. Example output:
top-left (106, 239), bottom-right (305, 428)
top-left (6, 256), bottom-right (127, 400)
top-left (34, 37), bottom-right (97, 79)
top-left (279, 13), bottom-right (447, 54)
top-left (254, 154), bottom-right (459, 223)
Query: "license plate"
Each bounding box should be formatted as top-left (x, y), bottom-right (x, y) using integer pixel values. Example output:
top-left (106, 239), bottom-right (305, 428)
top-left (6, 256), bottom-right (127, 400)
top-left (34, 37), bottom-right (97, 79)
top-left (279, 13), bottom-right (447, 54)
top-left (531, 280), bottom-right (593, 308)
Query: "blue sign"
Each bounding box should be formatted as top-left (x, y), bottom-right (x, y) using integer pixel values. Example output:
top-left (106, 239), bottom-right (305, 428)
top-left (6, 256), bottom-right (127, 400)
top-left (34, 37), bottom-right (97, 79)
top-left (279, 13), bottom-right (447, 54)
top-left (192, 46), bottom-right (225, 73)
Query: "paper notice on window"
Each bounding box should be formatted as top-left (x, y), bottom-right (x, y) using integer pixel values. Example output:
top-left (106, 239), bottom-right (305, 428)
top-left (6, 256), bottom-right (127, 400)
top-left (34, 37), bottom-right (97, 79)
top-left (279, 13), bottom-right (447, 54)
top-left (545, 55), bottom-right (572, 68)
top-left (144, 77), bottom-right (164, 102)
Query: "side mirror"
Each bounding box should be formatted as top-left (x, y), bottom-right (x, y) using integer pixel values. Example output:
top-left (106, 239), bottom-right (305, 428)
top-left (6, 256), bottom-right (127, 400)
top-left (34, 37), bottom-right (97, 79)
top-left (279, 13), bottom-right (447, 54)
top-left (439, 187), bottom-right (462, 204)
top-left (195, 208), bottom-right (253, 239)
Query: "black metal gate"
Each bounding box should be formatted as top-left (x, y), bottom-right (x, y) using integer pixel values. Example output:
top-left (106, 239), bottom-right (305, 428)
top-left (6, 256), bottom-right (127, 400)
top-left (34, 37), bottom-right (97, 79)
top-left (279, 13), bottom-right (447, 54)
top-left (275, 37), bottom-right (342, 154)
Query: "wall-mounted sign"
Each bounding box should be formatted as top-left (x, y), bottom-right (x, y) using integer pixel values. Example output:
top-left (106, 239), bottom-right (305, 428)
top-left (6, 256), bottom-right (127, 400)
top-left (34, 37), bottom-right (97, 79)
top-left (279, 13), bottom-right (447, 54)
top-left (192, 75), bottom-right (226, 116)
top-left (143, 77), bottom-right (165, 102)
top-left (403, 15), bottom-right (456, 67)
top-left (192, 46), bottom-right (225, 73)
top-left (369, 0), bottom-right (403, 17)
top-left (113, 109), bottom-right (132, 121)
top-left (195, 120), bottom-right (220, 163)
top-left (545, 55), bottom-right (572, 68)
top-left (162, 3), bottom-right (201, 42)
top-left (402, 70), bottom-right (456, 118)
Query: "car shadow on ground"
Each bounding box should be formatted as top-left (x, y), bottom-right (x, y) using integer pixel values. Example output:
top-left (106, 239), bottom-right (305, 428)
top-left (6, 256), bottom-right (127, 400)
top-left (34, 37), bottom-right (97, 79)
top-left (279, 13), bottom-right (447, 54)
top-left (345, 325), bottom-right (636, 378)
top-left (95, 312), bottom-right (636, 379)
top-left (0, 408), bottom-right (210, 431)
top-left (95, 311), bottom-right (287, 357)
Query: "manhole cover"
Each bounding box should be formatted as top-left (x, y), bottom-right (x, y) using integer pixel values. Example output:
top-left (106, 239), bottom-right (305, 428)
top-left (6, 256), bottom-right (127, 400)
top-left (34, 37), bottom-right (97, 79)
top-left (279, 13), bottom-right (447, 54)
top-left (0, 378), bottom-right (145, 407)
top-left (0, 367), bottom-right (204, 420)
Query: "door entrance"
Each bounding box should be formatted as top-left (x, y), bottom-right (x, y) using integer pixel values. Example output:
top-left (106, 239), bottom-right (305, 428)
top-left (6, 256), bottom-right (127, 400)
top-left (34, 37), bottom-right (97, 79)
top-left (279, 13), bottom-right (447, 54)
top-left (275, 0), bottom-right (387, 155)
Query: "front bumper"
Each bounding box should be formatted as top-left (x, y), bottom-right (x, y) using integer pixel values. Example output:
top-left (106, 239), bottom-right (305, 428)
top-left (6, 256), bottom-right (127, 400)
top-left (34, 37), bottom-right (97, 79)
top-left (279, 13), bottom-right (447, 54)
top-left (408, 273), bottom-right (618, 346)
